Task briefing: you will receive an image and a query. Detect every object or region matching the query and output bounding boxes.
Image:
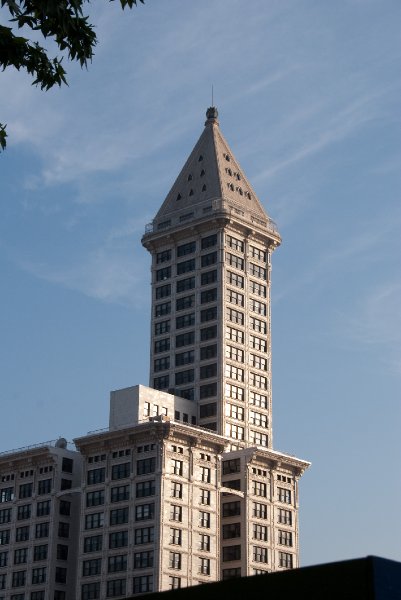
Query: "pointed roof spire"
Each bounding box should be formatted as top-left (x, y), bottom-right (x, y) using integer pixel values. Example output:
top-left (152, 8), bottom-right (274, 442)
top-left (144, 108), bottom-right (280, 245)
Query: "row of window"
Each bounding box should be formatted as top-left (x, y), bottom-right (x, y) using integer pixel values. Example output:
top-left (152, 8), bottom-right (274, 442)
top-left (0, 521), bottom-right (70, 545)
top-left (0, 477), bottom-right (72, 503)
top-left (0, 499), bottom-right (70, 525)
top-left (0, 543), bottom-right (68, 568)
top-left (87, 457), bottom-right (158, 485)
top-left (0, 566), bottom-right (66, 588)
top-left (156, 235), bottom-right (217, 265)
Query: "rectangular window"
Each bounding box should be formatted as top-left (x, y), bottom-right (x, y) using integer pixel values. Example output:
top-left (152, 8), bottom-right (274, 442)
top-left (177, 258), bottom-right (195, 274)
top-left (17, 504), bottom-right (31, 520)
top-left (226, 253), bottom-right (244, 270)
top-left (19, 482), bottom-right (33, 499)
top-left (200, 363), bottom-right (217, 379)
top-left (250, 335), bottom-right (267, 352)
top-left (33, 544), bottom-right (48, 561)
top-left (169, 527), bottom-right (182, 545)
top-left (199, 511), bottom-right (210, 528)
top-left (58, 522), bottom-right (70, 538)
top-left (134, 550), bottom-right (154, 569)
top-left (225, 383), bottom-right (244, 401)
top-left (85, 513), bottom-right (103, 530)
top-left (169, 576), bottom-right (181, 589)
top-left (200, 344), bottom-right (217, 360)
top-left (176, 277), bottom-right (195, 292)
top-left (250, 373), bottom-right (268, 390)
top-left (175, 369), bottom-right (194, 385)
top-left (227, 308), bottom-right (244, 325)
top-left (200, 467), bottom-right (211, 483)
top-left (226, 326), bottom-right (244, 344)
top-left (253, 546), bottom-right (268, 563)
top-left (136, 480), bottom-right (155, 498)
top-left (84, 535), bottom-right (103, 553)
top-left (222, 545), bottom-right (241, 561)
top-left (134, 527), bottom-right (154, 545)
top-left (59, 500), bottom-right (71, 516)
top-left (250, 299), bottom-right (267, 316)
top-left (225, 423), bottom-right (244, 439)
top-left (250, 431), bottom-right (269, 446)
top-left (156, 249), bottom-right (171, 264)
top-left (14, 548), bottom-right (28, 564)
top-left (222, 567), bottom-right (241, 580)
top-left (199, 533), bottom-right (210, 552)
top-left (250, 410), bottom-right (269, 428)
top-left (156, 266), bottom-right (171, 281)
top-left (15, 526), bottom-right (28, 542)
top-left (250, 280), bottom-right (267, 297)
top-left (171, 460), bottom-right (183, 476)
top-left (57, 544), bottom-right (68, 560)
top-left (169, 551), bottom-right (182, 569)
top-left (36, 500), bottom-right (51, 517)
top-left (170, 505), bottom-right (182, 522)
top-left (12, 570), bottom-right (26, 587)
top-left (155, 301), bottom-right (171, 317)
top-left (201, 270), bottom-right (217, 285)
top-left (82, 558), bottom-right (102, 577)
top-left (199, 557), bottom-right (210, 575)
top-left (153, 374), bottom-right (169, 390)
top-left (176, 295), bottom-right (195, 311)
top-left (137, 457), bottom-right (156, 475)
top-left (225, 364), bottom-right (244, 382)
top-left (201, 251), bottom-right (217, 267)
top-left (199, 403), bottom-right (217, 418)
top-left (175, 331), bottom-right (195, 347)
top-left (154, 338), bottom-right (170, 354)
top-left (225, 403), bottom-right (244, 420)
top-left (278, 508), bottom-right (292, 525)
top-left (35, 522), bottom-right (49, 538)
top-left (110, 507), bottom-right (129, 526)
top-left (222, 459), bottom-right (241, 475)
top-left (0, 487), bottom-right (14, 503)
top-left (279, 552), bottom-right (293, 568)
top-left (176, 313), bottom-right (195, 329)
top-left (200, 325), bottom-right (217, 341)
top-left (177, 241), bottom-right (196, 257)
top-left (155, 283), bottom-right (171, 299)
top-left (86, 490), bottom-right (105, 507)
top-left (226, 235), bottom-right (244, 252)
top-left (250, 391), bottom-right (268, 408)
top-left (200, 489), bottom-right (211, 505)
top-left (171, 482), bottom-right (182, 499)
top-left (222, 523), bottom-right (241, 539)
top-left (226, 271), bottom-right (244, 288)
top-left (82, 582), bottom-right (101, 600)
top-left (201, 234), bottom-right (217, 249)
top-left (133, 575), bottom-right (153, 594)
top-left (106, 578), bottom-right (126, 598)
top-left (253, 524), bottom-right (268, 541)
top-left (87, 468), bottom-right (105, 486)
top-left (225, 345), bottom-right (244, 362)
top-left (227, 289), bottom-right (244, 307)
top-left (175, 350), bottom-right (194, 366)
top-left (62, 457), bottom-right (73, 473)
top-left (278, 488), bottom-right (292, 504)
top-left (250, 246), bottom-right (267, 261)
top-left (135, 503), bottom-right (154, 521)
top-left (199, 383), bottom-right (217, 399)
top-left (154, 320), bottom-right (170, 335)
top-left (154, 357), bottom-right (170, 372)
top-left (0, 551), bottom-right (8, 567)
top-left (250, 316), bottom-right (267, 334)
top-left (253, 502), bottom-right (268, 519)
top-left (200, 306), bottom-right (217, 322)
top-left (108, 554), bottom-right (127, 573)
top-left (0, 507), bottom-right (12, 523)
top-left (201, 288), bottom-right (217, 304)
top-left (249, 263), bottom-right (267, 279)
top-left (278, 530), bottom-right (293, 546)
top-left (109, 531), bottom-right (128, 549)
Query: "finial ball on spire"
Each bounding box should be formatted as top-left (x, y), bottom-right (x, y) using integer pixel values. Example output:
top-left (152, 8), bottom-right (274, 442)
top-left (206, 106), bottom-right (218, 121)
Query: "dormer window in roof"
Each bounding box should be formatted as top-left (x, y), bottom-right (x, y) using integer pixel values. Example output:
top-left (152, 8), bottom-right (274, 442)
top-left (198, 155), bottom-right (203, 161)
top-left (224, 153), bottom-right (231, 162)
top-left (236, 173), bottom-right (241, 181)
top-left (226, 168), bottom-right (232, 176)
top-left (200, 169), bottom-right (205, 177)
top-left (188, 174), bottom-right (193, 181)
top-left (228, 183), bottom-right (234, 191)
top-left (189, 189), bottom-right (194, 196)
top-left (202, 185), bottom-right (207, 192)
top-left (176, 193), bottom-right (182, 201)
top-left (237, 187), bottom-right (243, 196)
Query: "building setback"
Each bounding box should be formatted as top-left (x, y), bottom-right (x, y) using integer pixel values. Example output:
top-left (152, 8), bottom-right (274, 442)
top-left (0, 108), bottom-right (310, 599)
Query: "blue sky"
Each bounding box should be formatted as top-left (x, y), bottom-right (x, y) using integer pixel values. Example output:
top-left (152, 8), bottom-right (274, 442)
top-left (1, 0), bottom-right (400, 567)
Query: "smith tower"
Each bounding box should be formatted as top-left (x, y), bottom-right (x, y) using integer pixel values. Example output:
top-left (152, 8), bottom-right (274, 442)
top-left (142, 107), bottom-right (281, 449)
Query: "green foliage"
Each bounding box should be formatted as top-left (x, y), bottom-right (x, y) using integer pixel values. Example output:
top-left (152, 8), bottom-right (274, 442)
top-left (0, 0), bottom-right (144, 151)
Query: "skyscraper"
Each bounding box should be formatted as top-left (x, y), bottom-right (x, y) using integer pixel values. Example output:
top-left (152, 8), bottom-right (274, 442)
top-left (142, 106), bottom-right (281, 448)
top-left (0, 107), bottom-right (310, 599)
